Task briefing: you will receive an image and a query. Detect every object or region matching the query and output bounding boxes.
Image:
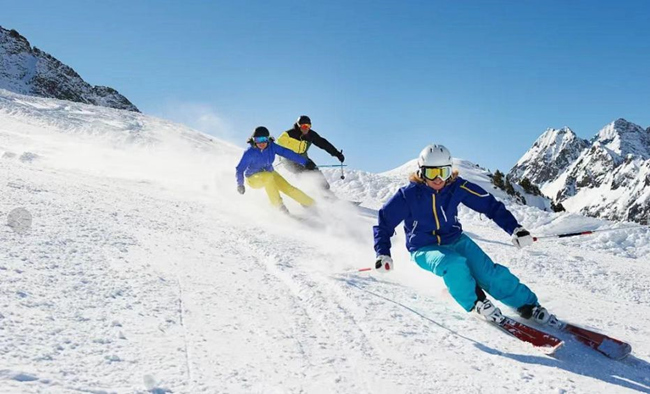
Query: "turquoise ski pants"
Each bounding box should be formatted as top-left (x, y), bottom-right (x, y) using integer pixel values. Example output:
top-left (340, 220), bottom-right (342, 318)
top-left (411, 233), bottom-right (538, 312)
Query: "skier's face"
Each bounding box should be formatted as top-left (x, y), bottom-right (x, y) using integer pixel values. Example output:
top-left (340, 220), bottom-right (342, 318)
top-left (253, 136), bottom-right (269, 150)
top-left (299, 123), bottom-right (311, 134)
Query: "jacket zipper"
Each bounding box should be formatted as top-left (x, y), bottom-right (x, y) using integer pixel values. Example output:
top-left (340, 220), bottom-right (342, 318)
top-left (432, 193), bottom-right (441, 245)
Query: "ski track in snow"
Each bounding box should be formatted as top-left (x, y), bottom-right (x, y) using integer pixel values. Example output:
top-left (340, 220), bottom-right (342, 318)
top-left (2, 92), bottom-right (650, 393)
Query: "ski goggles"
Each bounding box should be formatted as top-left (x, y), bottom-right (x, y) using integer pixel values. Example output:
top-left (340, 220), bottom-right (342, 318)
top-left (253, 136), bottom-right (269, 143)
top-left (421, 166), bottom-right (453, 181)
top-left (299, 123), bottom-right (311, 130)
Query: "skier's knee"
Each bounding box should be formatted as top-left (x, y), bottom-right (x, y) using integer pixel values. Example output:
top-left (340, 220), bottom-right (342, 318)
top-left (435, 256), bottom-right (468, 277)
top-left (487, 266), bottom-right (520, 299)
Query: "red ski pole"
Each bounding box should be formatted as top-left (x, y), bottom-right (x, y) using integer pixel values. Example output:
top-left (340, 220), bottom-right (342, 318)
top-left (337, 267), bottom-right (373, 275)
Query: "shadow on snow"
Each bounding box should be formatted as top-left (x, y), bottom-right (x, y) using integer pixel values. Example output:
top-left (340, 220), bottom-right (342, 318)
top-left (335, 275), bottom-right (650, 393)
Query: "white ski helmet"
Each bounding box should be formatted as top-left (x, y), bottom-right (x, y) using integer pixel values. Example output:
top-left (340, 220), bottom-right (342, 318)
top-left (417, 144), bottom-right (452, 168)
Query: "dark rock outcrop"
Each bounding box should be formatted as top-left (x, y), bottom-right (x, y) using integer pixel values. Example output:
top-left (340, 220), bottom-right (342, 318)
top-left (0, 26), bottom-right (139, 112)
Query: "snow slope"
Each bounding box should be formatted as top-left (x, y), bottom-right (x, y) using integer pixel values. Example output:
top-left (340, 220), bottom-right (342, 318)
top-left (2, 91), bottom-right (650, 393)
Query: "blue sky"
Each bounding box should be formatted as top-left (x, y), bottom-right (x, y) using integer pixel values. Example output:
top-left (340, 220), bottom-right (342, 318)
top-left (3, 0), bottom-right (650, 173)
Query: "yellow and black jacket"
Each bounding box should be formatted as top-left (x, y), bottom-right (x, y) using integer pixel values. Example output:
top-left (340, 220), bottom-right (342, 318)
top-left (277, 125), bottom-right (341, 159)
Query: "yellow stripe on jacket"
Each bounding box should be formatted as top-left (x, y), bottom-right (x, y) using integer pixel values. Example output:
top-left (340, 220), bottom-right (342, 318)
top-left (432, 193), bottom-right (441, 244)
top-left (460, 181), bottom-right (489, 197)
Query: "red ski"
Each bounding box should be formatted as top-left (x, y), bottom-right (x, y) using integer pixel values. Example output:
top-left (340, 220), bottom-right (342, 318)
top-left (493, 316), bottom-right (564, 352)
top-left (559, 321), bottom-right (631, 360)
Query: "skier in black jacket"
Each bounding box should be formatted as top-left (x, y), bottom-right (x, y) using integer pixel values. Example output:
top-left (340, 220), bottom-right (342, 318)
top-left (276, 115), bottom-right (344, 191)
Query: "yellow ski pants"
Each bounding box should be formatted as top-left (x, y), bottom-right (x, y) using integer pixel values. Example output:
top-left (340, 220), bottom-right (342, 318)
top-left (246, 171), bottom-right (314, 207)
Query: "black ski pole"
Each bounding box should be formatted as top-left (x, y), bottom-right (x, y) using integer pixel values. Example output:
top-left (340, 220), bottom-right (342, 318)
top-left (533, 225), bottom-right (646, 241)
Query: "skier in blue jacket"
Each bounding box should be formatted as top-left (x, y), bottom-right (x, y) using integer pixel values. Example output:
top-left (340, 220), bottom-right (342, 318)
top-left (236, 126), bottom-right (317, 213)
top-left (373, 144), bottom-right (558, 326)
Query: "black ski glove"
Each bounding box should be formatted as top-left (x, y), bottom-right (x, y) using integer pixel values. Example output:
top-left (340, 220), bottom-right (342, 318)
top-left (336, 152), bottom-right (345, 163)
top-left (305, 159), bottom-right (316, 170)
top-left (237, 185), bottom-right (245, 195)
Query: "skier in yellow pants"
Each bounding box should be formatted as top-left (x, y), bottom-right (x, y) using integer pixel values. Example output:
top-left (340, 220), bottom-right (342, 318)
top-left (246, 171), bottom-right (314, 209)
top-left (236, 126), bottom-right (316, 214)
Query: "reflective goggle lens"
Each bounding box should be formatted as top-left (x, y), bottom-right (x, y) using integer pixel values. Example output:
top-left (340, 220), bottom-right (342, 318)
top-left (422, 166), bottom-right (452, 180)
top-left (299, 123), bottom-right (311, 129)
top-left (254, 136), bottom-right (269, 143)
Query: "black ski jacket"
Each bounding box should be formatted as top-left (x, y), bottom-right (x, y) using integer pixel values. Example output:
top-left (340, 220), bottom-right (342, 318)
top-left (277, 125), bottom-right (340, 159)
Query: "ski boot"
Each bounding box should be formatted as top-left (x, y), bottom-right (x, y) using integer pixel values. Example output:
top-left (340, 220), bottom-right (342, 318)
top-left (518, 304), bottom-right (563, 329)
top-left (278, 204), bottom-right (290, 215)
top-left (474, 299), bottom-right (505, 324)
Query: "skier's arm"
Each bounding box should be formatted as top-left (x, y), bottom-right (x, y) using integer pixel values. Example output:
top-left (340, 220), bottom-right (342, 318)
top-left (272, 143), bottom-right (308, 166)
top-left (373, 190), bottom-right (409, 256)
top-left (309, 130), bottom-right (341, 158)
top-left (459, 180), bottom-right (519, 234)
top-left (235, 150), bottom-right (251, 186)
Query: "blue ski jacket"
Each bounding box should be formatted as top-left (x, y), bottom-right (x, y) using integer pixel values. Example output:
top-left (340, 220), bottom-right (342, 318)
top-left (235, 141), bottom-right (308, 186)
top-left (373, 177), bottom-right (521, 256)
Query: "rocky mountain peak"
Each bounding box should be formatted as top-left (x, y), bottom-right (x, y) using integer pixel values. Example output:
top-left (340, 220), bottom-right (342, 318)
top-left (508, 126), bottom-right (589, 186)
top-left (593, 118), bottom-right (650, 160)
top-left (0, 26), bottom-right (139, 112)
top-left (510, 119), bottom-right (650, 224)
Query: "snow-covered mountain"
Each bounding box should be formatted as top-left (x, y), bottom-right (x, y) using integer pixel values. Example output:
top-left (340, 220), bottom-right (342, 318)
top-left (0, 26), bottom-right (138, 112)
top-left (509, 119), bottom-right (650, 224)
top-left (509, 127), bottom-right (590, 186)
top-left (2, 91), bottom-right (650, 393)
